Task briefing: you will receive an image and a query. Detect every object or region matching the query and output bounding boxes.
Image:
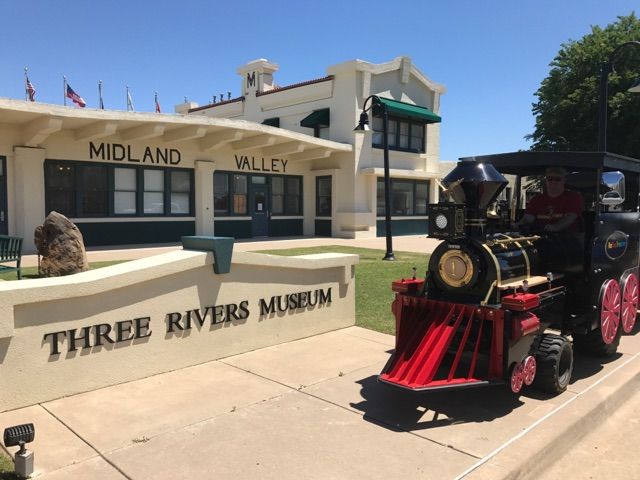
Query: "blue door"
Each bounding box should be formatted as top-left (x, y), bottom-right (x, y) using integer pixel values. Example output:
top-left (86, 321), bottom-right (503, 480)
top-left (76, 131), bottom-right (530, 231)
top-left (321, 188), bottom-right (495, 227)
top-left (251, 176), bottom-right (269, 237)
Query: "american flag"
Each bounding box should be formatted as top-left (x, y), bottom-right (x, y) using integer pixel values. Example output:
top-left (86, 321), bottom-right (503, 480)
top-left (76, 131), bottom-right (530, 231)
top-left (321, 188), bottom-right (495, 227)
top-left (66, 84), bottom-right (86, 108)
top-left (25, 76), bottom-right (36, 102)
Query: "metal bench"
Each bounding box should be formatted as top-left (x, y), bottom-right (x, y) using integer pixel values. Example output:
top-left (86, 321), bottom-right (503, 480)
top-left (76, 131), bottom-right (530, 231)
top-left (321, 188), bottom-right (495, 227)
top-left (0, 235), bottom-right (23, 279)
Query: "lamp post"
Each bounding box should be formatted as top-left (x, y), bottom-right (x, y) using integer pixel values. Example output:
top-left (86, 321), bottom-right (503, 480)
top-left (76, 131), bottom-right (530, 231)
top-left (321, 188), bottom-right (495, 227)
top-left (597, 41), bottom-right (640, 152)
top-left (354, 95), bottom-right (395, 261)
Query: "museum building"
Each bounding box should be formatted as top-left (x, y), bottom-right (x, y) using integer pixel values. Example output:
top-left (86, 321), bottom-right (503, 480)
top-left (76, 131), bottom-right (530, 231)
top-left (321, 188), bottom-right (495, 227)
top-left (0, 56), bottom-right (445, 252)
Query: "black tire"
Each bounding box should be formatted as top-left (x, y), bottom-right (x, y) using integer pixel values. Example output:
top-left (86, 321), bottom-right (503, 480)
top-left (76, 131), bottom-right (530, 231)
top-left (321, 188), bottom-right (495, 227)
top-left (573, 328), bottom-right (620, 357)
top-left (532, 334), bottom-right (573, 394)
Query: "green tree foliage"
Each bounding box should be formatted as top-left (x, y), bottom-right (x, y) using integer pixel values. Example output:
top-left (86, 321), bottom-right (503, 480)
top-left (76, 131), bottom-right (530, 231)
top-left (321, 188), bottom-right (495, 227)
top-left (528, 13), bottom-right (640, 157)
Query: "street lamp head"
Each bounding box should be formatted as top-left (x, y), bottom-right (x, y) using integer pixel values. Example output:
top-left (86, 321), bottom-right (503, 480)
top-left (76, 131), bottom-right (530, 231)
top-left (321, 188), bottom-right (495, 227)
top-left (354, 111), bottom-right (371, 132)
top-left (628, 77), bottom-right (640, 93)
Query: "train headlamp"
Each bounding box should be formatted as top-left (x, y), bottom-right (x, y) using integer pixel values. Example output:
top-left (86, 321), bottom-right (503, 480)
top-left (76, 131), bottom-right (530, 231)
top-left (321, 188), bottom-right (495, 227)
top-left (435, 214), bottom-right (448, 229)
top-left (428, 203), bottom-right (465, 240)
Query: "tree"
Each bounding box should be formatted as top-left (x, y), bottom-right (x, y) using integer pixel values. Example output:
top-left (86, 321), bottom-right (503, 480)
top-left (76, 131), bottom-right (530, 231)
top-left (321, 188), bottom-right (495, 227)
top-left (528, 13), bottom-right (640, 157)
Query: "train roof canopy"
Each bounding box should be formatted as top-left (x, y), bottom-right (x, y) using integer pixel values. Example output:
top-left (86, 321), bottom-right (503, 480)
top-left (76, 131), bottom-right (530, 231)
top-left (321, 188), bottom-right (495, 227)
top-left (459, 151), bottom-right (640, 175)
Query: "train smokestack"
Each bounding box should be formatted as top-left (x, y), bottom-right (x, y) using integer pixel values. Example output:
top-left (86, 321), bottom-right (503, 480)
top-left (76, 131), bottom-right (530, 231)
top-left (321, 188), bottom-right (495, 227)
top-left (442, 159), bottom-right (507, 237)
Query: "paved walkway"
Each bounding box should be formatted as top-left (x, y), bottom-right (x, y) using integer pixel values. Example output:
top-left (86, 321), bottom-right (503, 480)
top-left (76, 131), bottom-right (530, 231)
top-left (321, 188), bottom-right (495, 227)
top-left (1, 326), bottom-right (639, 479)
top-left (3, 235), bottom-right (639, 478)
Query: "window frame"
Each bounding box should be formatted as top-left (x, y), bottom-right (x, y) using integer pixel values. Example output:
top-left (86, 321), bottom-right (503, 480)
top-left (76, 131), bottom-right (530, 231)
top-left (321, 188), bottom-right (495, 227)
top-left (372, 115), bottom-right (426, 153)
top-left (213, 171), bottom-right (303, 217)
top-left (376, 178), bottom-right (430, 217)
top-left (316, 176), bottom-right (332, 217)
top-left (44, 159), bottom-right (194, 219)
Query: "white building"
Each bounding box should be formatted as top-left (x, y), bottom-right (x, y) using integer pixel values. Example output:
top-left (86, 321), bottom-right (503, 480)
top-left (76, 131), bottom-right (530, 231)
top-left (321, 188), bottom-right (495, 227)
top-left (185, 56), bottom-right (445, 239)
top-left (0, 56), bottom-right (444, 252)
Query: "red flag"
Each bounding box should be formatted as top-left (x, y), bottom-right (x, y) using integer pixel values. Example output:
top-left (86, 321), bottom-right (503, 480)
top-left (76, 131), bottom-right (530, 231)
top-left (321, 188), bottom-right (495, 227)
top-left (66, 84), bottom-right (86, 107)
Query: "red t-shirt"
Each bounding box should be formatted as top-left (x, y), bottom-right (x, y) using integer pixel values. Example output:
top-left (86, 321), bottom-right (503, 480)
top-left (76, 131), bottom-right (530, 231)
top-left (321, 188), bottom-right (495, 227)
top-left (525, 190), bottom-right (584, 231)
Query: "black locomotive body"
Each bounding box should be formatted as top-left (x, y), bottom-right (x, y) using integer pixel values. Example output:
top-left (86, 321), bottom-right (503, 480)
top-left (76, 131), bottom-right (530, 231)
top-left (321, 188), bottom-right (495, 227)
top-left (380, 151), bottom-right (640, 394)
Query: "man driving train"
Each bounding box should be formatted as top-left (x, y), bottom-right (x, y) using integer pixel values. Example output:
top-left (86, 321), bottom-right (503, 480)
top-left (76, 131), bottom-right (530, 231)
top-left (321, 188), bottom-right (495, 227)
top-left (515, 166), bottom-right (584, 232)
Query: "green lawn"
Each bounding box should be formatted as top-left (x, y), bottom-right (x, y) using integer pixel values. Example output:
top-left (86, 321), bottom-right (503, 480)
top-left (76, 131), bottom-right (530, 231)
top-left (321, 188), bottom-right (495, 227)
top-left (0, 261), bottom-right (126, 282)
top-left (0, 451), bottom-right (18, 479)
top-left (258, 246), bottom-right (430, 335)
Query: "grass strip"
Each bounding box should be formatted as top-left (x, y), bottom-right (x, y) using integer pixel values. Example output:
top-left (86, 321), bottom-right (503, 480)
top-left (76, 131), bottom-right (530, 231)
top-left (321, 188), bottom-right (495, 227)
top-left (0, 261), bottom-right (126, 282)
top-left (258, 246), bottom-right (429, 335)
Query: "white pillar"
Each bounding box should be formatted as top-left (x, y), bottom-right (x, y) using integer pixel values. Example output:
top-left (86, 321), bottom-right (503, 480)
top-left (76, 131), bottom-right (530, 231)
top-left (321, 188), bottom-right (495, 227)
top-left (195, 160), bottom-right (215, 236)
top-left (13, 147), bottom-right (46, 253)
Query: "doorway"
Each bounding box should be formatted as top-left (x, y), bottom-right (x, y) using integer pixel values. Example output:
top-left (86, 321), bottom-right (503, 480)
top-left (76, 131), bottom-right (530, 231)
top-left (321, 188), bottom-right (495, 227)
top-left (251, 176), bottom-right (269, 237)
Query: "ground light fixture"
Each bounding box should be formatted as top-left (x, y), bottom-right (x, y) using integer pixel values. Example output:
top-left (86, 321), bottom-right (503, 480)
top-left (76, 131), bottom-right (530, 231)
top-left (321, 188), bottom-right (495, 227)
top-left (354, 94), bottom-right (395, 261)
top-left (597, 40), bottom-right (640, 152)
top-left (3, 423), bottom-right (35, 478)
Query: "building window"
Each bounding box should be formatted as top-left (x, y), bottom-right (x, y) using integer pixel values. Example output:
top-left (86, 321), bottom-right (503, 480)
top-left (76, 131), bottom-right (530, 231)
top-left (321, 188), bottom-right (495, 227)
top-left (79, 165), bottom-right (108, 216)
top-left (144, 169), bottom-right (165, 214)
top-left (232, 174), bottom-right (248, 214)
top-left (214, 172), bottom-right (229, 215)
top-left (171, 170), bottom-right (191, 214)
top-left (377, 178), bottom-right (429, 216)
top-left (44, 160), bottom-right (193, 218)
top-left (44, 162), bottom-right (75, 217)
top-left (285, 177), bottom-right (301, 215)
top-left (114, 167), bottom-right (137, 215)
top-left (271, 177), bottom-right (284, 214)
top-left (316, 176), bottom-right (331, 216)
top-left (372, 116), bottom-right (425, 153)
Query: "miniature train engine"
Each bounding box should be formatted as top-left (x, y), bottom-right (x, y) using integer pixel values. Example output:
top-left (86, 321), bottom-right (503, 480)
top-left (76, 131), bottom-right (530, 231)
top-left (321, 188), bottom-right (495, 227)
top-left (380, 159), bottom-right (573, 395)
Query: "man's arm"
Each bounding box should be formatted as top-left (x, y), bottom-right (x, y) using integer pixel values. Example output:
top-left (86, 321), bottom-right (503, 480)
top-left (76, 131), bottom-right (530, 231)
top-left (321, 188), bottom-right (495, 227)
top-left (544, 212), bottom-right (578, 232)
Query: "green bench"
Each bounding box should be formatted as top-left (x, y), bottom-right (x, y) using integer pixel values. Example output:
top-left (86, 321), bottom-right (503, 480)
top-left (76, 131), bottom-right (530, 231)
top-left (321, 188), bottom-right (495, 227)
top-left (0, 235), bottom-right (23, 279)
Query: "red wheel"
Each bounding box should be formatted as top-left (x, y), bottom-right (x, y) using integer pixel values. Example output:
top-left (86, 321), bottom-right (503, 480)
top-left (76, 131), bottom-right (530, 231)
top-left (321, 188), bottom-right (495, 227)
top-left (510, 362), bottom-right (524, 394)
top-left (621, 273), bottom-right (638, 334)
top-left (600, 279), bottom-right (621, 345)
top-left (522, 355), bottom-right (536, 386)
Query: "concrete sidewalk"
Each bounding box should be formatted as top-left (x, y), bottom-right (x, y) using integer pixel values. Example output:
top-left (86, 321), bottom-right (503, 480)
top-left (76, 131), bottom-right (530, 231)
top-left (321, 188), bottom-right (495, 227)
top-left (1, 326), bottom-right (638, 479)
top-left (4, 236), bottom-right (639, 478)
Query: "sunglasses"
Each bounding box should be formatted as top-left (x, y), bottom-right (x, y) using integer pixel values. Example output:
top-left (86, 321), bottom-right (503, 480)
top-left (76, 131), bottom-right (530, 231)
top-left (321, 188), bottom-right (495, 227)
top-left (545, 176), bottom-right (564, 182)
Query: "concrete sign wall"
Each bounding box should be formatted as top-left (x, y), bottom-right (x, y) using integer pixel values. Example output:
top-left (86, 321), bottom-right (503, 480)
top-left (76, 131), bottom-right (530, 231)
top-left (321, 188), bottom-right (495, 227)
top-left (0, 250), bottom-right (357, 412)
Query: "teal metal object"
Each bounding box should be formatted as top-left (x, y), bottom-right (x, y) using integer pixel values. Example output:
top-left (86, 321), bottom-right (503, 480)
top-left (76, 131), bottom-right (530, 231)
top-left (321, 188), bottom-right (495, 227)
top-left (181, 236), bottom-right (234, 274)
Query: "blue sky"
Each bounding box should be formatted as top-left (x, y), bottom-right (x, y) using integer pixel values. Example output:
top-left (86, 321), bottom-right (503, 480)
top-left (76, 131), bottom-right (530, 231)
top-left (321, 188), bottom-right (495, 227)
top-left (0, 1), bottom-right (637, 160)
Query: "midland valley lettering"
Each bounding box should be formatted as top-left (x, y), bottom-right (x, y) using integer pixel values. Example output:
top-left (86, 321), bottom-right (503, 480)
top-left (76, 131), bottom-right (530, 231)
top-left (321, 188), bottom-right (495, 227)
top-left (235, 155), bottom-right (287, 173)
top-left (42, 288), bottom-right (331, 356)
top-left (90, 142), bottom-right (181, 165)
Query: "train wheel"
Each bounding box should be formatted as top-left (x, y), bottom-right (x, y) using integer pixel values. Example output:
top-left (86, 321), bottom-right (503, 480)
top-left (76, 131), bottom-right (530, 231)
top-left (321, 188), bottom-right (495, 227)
top-left (532, 334), bottom-right (573, 394)
top-left (574, 279), bottom-right (622, 357)
top-left (621, 273), bottom-right (639, 334)
top-left (509, 362), bottom-right (525, 394)
top-left (522, 355), bottom-right (537, 386)
top-left (600, 279), bottom-right (622, 344)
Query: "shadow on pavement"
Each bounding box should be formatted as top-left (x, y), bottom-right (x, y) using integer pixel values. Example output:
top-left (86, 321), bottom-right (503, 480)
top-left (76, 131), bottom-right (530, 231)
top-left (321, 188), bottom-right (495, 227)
top-left (350, 374), bottom-right (524, 432)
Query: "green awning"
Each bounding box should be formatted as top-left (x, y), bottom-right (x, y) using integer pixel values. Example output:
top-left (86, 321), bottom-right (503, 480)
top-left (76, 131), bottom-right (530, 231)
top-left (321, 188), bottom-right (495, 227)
top-left (300, 108), bottom-right (330, 128)
top-left (377, 98), bottom-right (441, 123)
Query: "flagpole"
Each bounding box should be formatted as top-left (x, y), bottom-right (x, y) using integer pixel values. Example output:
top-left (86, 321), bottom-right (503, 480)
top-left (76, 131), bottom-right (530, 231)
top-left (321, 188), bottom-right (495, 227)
top-left (24, 68), bottom-right (28, 101)
top-left (63, 76), bottom-right (67, 106)
top-left (99, 80), bottom-right (104, 110)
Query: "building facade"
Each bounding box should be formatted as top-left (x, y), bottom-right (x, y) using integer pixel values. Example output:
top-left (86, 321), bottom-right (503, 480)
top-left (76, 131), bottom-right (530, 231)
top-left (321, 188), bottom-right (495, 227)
top-left (0, 56), bottom-right (444, 252)
top-left (187, 56), bottom-right (445, 239)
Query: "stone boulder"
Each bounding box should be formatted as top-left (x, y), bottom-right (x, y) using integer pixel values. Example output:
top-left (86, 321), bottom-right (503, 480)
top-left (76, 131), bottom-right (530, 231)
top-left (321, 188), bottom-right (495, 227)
top-left (34, 211), bottom-right (89, 277)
